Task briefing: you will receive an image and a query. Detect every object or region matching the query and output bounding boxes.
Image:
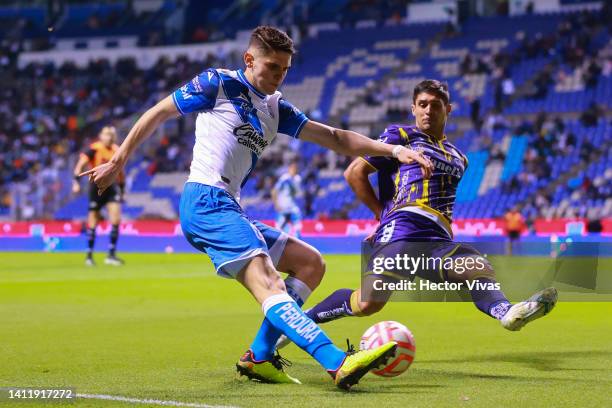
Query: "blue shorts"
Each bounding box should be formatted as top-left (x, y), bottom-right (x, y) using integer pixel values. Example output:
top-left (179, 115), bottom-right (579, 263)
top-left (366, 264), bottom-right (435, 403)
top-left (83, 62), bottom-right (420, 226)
top-left (180, 182), bottom-right (288, 278)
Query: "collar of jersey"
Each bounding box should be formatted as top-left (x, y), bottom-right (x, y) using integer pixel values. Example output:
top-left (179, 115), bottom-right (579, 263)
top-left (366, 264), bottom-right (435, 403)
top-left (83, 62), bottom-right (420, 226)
top-left (413, 126), bottom-right (447, 142)
top-left (237, 69), bottom-right (266, 99)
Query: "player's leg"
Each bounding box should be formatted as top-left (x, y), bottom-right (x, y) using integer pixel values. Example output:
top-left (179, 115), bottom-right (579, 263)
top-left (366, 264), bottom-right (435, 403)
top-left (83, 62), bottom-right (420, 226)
top-left (276, 212), bottom-right (290, 234)
top-left (443, 250), bottom-right (514, 320)
top-left (105, 201), bottom-right (124, 265)
top-left (289, 210), bottom-right (302, 239)
top-left (274, 255), bottom-right (392, 350)
top-left (85, 209), bottom-right (98, 266)
top-left (180, 183), bottom-right (397, 388)
top-left (85, 184), bottom-right (102, 265)
top-left (289, 221), bottom-right (394, 326)
top-left (277, 236), bottom-right (325, 290)
top-left (246, 224), bottom-right (324, 360)
top-left (443, 246), bottom-right (557, 331)
top-left (306, 285), bottom-right (390, 324)
top-left (237, 254), bottom-right (397, 389)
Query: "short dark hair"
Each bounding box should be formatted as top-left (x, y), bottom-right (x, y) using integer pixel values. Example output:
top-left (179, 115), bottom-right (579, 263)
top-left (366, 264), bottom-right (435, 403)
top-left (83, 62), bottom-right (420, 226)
top-left (249, 25), bottom-right (295, 55)
top-left (413, 79), bottom-right (450, 105)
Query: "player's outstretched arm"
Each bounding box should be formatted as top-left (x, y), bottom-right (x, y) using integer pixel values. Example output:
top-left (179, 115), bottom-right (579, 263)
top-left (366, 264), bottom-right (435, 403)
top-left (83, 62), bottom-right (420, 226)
top-left (80, 96), bottom-right (180, 194)
top-left (344, 158), bottom-right (383, 220)
top-left (72, 153), bottom-right (90, 194)
top-left (300, 121), bottom-right (432, 178)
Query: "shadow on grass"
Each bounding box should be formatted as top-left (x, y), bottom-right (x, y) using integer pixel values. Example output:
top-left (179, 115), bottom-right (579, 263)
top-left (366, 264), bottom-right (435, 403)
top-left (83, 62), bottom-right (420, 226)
top-left (417, 349), bottom-right (612, 372)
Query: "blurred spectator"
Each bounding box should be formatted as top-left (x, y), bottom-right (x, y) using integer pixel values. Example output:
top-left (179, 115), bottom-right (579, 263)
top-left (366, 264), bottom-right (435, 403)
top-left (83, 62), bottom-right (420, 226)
top-left (504, 207), bottom-right (525, 255)
top-left (0, 48), bottom-right (243, 215)
top-left (582, 59), bottom-right (602, 88)
top-left (469, 97), bottom-right (481, 132)
top-left (579, 102), bottom-right (602, 127)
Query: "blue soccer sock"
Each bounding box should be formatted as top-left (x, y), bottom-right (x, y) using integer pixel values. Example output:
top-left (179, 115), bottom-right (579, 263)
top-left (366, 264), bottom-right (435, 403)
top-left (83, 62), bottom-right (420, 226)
top-left (305, 288), bottom-right (357, 323)
top-left (469, 278), bottom-right (512, 320)
top-left (249, 277), bottom-right (312, 361)
top-left (262, 293), bottom-right (346, 372)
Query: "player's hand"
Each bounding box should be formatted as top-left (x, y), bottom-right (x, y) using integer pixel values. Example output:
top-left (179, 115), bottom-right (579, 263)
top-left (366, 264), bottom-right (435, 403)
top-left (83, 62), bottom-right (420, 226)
top-left (365, 222), bottom-right (379, 244)
top-left (72, 180), bottom-right (81, 194)
top-left (79, 161), bottom-right (123, 195)
top-left (394, 146), bottom-right (433, 178)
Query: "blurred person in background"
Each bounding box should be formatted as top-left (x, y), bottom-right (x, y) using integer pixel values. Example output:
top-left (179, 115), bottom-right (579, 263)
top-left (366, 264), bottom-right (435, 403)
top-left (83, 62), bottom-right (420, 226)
top-left (73, 126), bottom-right (125, 266)
top-left (272, 160), bottom-right (303, 238)
top-left (504, 206), bottom-right (525, 256)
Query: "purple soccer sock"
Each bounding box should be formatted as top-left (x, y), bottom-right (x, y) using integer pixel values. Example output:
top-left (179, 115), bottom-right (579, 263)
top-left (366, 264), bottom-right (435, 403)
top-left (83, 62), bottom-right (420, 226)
top-left (305, 288), bottom-right (355, 324)
top-left (469, 278), bottom-right (511, 320)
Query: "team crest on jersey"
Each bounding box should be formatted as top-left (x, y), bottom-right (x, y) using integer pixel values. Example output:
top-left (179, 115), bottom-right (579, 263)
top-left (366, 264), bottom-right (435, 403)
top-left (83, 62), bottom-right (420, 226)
top-left (233, 123), bottom-right (269, 155)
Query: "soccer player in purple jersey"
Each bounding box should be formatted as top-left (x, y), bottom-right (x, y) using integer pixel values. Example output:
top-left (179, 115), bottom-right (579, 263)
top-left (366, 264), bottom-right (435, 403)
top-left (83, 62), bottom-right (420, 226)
top-left (277, 80), bottom-right (557, 347)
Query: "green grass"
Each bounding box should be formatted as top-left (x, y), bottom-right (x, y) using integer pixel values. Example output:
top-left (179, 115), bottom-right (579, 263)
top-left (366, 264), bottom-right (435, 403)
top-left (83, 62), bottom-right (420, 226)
top-left (0, 253), bottom-right (610, 407)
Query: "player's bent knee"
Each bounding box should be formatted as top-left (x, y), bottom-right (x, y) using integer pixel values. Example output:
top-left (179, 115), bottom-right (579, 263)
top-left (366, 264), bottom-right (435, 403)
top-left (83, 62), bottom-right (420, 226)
top-left (302, 252), bottom-right (326, 287)
top-left (287, 243), bottom-right (326, 289)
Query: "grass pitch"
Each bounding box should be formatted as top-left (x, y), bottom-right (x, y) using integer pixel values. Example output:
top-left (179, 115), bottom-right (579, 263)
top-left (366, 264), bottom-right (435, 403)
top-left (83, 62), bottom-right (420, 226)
top-left (1, 252), bottom-right (610, 407)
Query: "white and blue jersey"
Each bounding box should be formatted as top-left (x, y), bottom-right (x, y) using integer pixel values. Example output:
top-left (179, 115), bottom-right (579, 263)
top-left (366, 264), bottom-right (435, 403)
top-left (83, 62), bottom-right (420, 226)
top-left (173, 68), bottom-right (309, 277)
top-left (274, 174), bottom-right (302, 214)
top-left (172, 68), bottom-right (308, 201)
top-left (274, 173), bottom-right (303, 236)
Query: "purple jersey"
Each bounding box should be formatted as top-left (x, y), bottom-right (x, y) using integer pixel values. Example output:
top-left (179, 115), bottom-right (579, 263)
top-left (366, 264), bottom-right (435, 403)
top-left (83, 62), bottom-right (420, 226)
top-left (364, 124), bottom-right (468, 237)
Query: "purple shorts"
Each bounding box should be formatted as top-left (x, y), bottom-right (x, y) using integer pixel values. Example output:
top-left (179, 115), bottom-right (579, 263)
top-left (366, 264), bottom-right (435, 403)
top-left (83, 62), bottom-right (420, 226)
top-left (365, 211), bottom-right (485, 283)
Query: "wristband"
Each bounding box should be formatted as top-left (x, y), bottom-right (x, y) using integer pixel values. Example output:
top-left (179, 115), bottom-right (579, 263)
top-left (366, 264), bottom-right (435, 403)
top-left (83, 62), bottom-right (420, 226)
top-left (392, 145), bottom-right (404, 158)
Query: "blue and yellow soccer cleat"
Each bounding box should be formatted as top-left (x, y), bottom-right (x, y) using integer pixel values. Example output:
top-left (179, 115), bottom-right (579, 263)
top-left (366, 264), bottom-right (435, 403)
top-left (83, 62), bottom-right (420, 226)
top-left (330, 341), bottom-right (397, 390)
top-left (236, 350), bottom-right (301, 384)
top-left (501, 287), bottom-right (558, 331)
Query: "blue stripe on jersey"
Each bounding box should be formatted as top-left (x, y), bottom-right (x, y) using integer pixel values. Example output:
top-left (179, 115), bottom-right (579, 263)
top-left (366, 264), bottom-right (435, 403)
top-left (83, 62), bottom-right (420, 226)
top-left (218, 70), bottom-right (266, 188)
top-left (218, 71), bottom-right (265, 136)
top-left (282, 179), bottom-right (294, 195)
top-left (241, 151), bottom-right (259, 188)
top-left (237, 69), bottom-right (265, 99)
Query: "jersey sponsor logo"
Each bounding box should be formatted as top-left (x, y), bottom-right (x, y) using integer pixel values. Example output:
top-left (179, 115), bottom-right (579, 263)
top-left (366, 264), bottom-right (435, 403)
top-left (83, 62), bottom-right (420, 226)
top-left (233, 123), bottom-right (269, 155)
top-left (431, 157), bottom-right (463, 178)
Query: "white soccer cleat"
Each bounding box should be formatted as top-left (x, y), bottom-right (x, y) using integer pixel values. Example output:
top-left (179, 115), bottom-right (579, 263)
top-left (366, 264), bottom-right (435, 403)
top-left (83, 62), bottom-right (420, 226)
top-left (104, 255), bottom-right (125, 266)
top-left (501, 287), bottom-right (558, 331)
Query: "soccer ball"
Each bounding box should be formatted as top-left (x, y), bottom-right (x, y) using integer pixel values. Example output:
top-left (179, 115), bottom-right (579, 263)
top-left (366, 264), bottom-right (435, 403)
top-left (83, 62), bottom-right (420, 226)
top-left (359, 320), bottom-right (416, 377)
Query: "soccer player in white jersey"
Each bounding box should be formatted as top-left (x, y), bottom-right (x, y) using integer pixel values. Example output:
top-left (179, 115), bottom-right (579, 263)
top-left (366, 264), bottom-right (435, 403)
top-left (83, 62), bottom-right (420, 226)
top-left (82, 26), bottom-right (433, 390)
top-left (273, 160), bottom-right (303, 238)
